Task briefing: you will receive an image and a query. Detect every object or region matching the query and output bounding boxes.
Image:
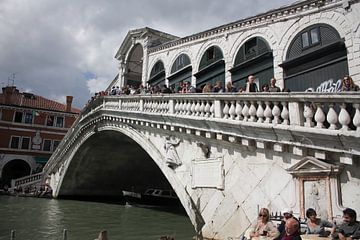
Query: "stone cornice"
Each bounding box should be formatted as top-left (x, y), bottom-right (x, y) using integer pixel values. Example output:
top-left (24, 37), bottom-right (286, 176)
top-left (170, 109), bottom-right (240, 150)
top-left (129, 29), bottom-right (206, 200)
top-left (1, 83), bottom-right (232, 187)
top-left (148, 0), bottom-right (347, 54)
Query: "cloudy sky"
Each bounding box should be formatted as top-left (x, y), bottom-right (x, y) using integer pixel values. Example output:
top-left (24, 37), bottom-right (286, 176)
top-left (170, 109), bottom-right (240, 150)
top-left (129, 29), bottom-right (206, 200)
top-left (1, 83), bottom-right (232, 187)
top-left (0, 0), bottom-right (296, 108)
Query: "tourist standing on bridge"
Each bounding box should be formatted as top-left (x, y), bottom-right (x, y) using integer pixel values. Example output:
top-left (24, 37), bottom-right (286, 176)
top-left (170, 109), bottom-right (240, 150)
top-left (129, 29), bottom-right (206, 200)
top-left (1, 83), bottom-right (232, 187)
top-left (226, 81), bottom-right (237, 93)
top-left (202, 83), bottom-right (213, 93)
top-left (213, 80), bottom-right (224, 93)
top-left (341, 75), bottom-right (358, 130)
top-left (246, 75), bottom-right (258, 92)
top-left (269, 78), bottom-right (281, 92)
top-left (262, 83), bottom-right (270, 92)
top-left (342, 75), bottom-right (359, 92)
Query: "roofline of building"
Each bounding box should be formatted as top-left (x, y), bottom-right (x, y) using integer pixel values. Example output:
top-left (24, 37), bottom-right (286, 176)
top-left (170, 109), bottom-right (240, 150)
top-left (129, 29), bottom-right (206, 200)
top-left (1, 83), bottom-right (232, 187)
top-left (148, 0), bottom-right (351, 53)
top-left (0, 104), bottom-right (80, 115)
top-left (114, 27), bottom-right (179, 60)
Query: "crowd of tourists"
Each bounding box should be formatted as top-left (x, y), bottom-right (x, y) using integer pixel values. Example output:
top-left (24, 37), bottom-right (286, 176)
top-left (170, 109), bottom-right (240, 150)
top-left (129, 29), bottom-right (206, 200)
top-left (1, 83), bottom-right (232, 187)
top-left (105, 75), bottom-right (284, 96)
top-left (245, 207), bottom-right (360, 240)
top-left (103, 74), bottom-right (358, 97)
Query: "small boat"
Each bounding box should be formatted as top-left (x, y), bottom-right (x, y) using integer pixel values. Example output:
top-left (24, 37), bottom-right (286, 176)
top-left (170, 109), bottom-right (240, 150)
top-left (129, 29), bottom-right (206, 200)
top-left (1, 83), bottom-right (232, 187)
top-left (122, 188), bottom-right (181, 206)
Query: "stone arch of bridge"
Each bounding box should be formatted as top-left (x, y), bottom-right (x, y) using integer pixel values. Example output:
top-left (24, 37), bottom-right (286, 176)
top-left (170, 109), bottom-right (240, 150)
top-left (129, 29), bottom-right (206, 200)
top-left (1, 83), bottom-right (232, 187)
top-left (52, 122), bottom-right (200, 231)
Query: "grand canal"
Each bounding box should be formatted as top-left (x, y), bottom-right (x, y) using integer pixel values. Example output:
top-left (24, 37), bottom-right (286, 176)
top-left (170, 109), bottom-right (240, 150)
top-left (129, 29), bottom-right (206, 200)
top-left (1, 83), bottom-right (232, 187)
top-left (0, 195), bottom-right (195, 240)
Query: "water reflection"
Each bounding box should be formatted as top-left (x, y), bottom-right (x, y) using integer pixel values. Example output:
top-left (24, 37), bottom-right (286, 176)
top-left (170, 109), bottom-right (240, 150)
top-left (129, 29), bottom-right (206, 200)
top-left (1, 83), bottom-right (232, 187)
top-left (0, 196), bottom-right (194, 240)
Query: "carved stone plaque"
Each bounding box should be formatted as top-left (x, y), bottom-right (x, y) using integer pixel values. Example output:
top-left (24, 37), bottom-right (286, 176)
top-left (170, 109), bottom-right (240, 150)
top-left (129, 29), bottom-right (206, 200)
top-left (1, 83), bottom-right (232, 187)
top-left (191, 157), bottom-right (224, 189)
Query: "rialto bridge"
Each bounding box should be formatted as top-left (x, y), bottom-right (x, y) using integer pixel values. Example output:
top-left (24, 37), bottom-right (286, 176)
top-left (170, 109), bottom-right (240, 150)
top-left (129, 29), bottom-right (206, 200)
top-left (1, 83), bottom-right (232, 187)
top-left (12, 0), bottom-right (360, 239)
top-left (38, 93), bottom-right (360, 239)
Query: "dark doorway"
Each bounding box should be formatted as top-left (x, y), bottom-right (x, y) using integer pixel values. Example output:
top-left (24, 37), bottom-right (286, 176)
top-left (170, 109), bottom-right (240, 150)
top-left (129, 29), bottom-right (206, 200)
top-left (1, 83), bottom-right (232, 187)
top-left (1, 159), bottom-right (31, 187)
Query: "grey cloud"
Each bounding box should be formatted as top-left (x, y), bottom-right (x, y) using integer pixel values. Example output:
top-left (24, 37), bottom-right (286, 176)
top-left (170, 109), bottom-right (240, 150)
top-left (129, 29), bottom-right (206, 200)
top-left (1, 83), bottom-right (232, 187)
top-left (0, 0), bottom-right (294, 108)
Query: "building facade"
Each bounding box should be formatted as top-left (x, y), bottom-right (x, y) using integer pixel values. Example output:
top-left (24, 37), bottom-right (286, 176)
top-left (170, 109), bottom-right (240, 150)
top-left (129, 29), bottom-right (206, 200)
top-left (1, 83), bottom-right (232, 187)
top-left (0, 86), bottom-right (79, 188)
top-left (110, 0), bottom-right (360, 93)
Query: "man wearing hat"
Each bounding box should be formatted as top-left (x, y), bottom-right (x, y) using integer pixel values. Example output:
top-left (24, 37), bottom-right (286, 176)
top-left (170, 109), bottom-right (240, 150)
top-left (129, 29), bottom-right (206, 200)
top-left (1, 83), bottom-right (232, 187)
top-left (277, 208), bottom-right (294, 238)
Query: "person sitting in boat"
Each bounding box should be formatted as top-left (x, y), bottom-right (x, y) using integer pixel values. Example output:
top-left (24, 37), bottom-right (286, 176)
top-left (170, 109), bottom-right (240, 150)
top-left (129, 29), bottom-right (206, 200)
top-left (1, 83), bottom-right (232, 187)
top-left (248, 208), bottom-right (280, 239)
top-left (305, 208), bottom-right (333, 235)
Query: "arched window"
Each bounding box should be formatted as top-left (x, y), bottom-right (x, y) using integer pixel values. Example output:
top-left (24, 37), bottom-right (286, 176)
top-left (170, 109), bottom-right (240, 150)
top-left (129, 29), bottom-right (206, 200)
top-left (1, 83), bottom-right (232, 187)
top-left (230, 37), bottom-right (273, 90)
top-left (195, 46), bottom-right (225, 89)
top-left (171, 54), bottom-right (191, 73)
top-left (148, 60), bottom-right (165, 87)
top-left (168, 54), bottom-right (192, 92)
top-left (125, 44), bottom-right (143, 87)
top-left (281, 24), bottom-right (348, 92)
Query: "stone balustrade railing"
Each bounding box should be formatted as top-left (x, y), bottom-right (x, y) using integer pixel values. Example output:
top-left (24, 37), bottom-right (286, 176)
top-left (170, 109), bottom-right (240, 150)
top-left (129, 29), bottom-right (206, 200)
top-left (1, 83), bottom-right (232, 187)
top-left (83, 93), bottom-right (360, 132)
top-left (45, 92), bottom-right (360, 174)
top-left (11, 172), bottom-right (44, 190)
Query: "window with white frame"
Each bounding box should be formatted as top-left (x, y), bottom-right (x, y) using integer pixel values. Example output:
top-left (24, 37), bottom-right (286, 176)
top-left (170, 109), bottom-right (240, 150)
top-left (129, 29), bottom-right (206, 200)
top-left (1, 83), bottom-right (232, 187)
top-left (10, 136), bottom-right (31, 149)
top-left (55, 116), bottom-right (64, 127)
top-left (21, 137), bottom-right (31, 150)
top-left (43, 139), bottom-right (52, 151)
top-left (46, 115), bottom-right (64, 127)
top-left (10, 136), bottom-right (21, 149)
top-left (24, 112), bottom-right (33, 124)
top-left (53, 140), bottom-right (61, 150)
top-left (301, 27), bottom-right (321, 49)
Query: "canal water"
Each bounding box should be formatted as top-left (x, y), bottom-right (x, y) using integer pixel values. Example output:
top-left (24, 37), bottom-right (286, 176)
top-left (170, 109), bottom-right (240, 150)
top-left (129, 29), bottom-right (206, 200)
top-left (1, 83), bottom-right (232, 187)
top-left (0, 195), bottom-right (195, 240)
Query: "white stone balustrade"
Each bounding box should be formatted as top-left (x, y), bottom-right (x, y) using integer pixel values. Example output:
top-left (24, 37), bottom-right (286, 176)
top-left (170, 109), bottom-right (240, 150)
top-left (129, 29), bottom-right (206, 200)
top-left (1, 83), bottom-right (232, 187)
top-left (44, 92), bottom-right (360, 196)
top-left (48, 93), bottom-right (360, 174)
top-left (85, 93), bottom-right (360, 132)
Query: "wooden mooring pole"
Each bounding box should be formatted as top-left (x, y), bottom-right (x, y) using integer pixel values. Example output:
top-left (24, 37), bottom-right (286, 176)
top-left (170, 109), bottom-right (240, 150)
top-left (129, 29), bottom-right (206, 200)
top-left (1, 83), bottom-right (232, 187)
top-left (62, 229), bottom-right (68, 240)
top-left (10, 230), bottom-right (15, 240)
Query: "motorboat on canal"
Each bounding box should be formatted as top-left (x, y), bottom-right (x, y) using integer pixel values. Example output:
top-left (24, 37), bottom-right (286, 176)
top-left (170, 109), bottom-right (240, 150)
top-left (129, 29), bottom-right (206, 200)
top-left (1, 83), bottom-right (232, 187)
top-left (122, 188), bottom-right (181, 207)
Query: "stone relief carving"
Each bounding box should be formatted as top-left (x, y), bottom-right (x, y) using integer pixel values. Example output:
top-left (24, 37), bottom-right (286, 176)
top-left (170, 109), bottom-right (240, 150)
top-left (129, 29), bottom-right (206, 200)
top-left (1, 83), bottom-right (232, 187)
top-left (164, 136), bottom-right (181, 168)
top-left (32, 131), bottom-right (42, 150)
top-left (287, 156), bottom-right (343, 218)
top-left (196, 142), bottom-right (210, 158)
top-left (305, 180), bottom-right (328, 218)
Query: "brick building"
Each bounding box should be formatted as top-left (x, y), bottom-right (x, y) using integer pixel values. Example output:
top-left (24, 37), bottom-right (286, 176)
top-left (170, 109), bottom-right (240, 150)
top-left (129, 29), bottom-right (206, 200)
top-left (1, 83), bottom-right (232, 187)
top-left (0, 86), bottom-right (80, 188)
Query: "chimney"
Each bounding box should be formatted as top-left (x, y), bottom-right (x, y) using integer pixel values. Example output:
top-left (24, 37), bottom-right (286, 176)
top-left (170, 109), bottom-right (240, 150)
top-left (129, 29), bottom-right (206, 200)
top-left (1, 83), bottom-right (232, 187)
top-left (2, 86), bottom-right (18, 105)
top-left (66, 96), bottom-right (73, 112)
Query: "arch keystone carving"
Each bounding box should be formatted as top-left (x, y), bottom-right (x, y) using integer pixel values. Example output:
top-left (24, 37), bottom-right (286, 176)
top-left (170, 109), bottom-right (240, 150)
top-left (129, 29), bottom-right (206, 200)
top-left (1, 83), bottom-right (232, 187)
top-left (164, 136), bottom-right (182, 168)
